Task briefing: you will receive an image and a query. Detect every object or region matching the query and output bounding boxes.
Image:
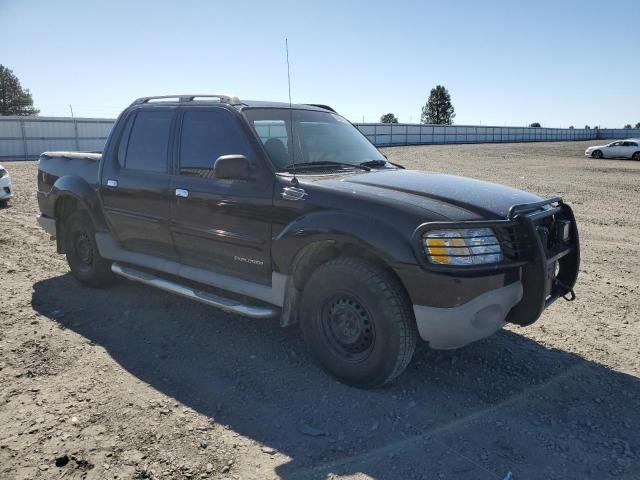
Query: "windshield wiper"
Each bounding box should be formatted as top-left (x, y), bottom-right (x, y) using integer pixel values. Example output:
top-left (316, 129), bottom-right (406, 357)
top-left (360, 159), bottom-right (405, 169)
top-left (285, 161), bottom-right (371, 172)
top-left (359, 159), bottom-right (388, 168)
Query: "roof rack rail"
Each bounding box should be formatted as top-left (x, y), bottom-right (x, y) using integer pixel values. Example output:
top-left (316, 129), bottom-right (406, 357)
top-left (305, 104), bottom-right (337, 113)
top-left (131, 94), bottom-right (241, 106)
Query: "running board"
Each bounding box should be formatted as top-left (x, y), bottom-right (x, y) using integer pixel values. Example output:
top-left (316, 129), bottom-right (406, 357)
top-left (111, 263), bottom-right (278, 319)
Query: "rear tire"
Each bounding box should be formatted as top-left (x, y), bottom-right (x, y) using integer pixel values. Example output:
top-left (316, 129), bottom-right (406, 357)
top-left (300, 257), bottom-right (417, 388)
top-left (64, 211), bottom-right (114, 287)
top-left (591, 150), bottom-right (603, 159)
top-left (633, 152), bottom-right (640, 161)
top-left (0, 199), bottom-right (7, 208)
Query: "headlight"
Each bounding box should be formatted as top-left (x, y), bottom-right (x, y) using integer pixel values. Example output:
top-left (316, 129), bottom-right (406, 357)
top-left (422, 228), bottom-right (503, 266)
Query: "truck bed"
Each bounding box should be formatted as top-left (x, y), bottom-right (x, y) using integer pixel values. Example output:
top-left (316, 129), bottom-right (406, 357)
top-left (37, 151), bottom-right (102, 218)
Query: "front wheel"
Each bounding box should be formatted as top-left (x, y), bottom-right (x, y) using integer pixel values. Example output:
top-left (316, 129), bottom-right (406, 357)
top-left (300, 257), bottom-right (417, 388)
top-left (591, 150), bottom-right (603, 159)
top-left (64, 211), bottom-right (114, 287)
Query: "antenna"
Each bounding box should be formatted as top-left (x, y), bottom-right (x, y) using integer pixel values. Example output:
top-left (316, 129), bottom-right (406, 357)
top-left (285, 38), bottom-right (297, 182)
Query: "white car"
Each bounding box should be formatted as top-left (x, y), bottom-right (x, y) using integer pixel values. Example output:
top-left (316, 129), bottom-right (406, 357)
top-left (0, 164), bottom-right (13, 206)
top-left (585, 139), bottom-right (640, 160)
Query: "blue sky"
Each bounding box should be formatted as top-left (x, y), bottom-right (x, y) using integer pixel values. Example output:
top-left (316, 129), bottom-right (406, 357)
top-left (1, 0), bottom-right (638, 127)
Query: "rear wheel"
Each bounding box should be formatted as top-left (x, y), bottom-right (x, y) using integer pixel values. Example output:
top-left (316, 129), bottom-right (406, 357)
top-left (64, 211), bottom-right (114, 287)
top-left (591, 150), bottom-right (603, 159)
top-left (632, 151), bottom-right (640, 161)
top-left (300, 257), bottom-right (417, 388)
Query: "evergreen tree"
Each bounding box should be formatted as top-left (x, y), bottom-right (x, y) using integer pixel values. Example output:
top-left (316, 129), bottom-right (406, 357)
top-left (0, 65), bottom-right (39, 116)
top-left (380, 113), bottom-right (398, 123)
top-left (420, 85), bottom-right (455, 125)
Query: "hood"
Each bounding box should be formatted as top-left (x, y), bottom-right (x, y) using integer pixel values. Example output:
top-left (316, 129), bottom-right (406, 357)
top-left (586, 145), bottom-right (606, 150)
top-left (317, 169), bottom-right (543, 220)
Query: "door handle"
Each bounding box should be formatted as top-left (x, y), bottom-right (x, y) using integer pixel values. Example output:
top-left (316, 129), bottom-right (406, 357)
top-left (175, 188), bottom-right (189, 198)
top-left (106, 179), bottom-right (118, 188)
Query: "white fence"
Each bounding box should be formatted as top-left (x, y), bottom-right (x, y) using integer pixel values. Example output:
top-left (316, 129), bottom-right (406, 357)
top-left (1, 115), bottom-right (639, 160)
top-left (0, 116), bottom-right (114, 160)
top-left (356, 123), bottom-right (640, 146)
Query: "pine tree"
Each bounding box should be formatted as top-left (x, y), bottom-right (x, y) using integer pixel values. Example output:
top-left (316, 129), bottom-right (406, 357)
top-left (0, 65), bottom-right (39, 116)
top-left (421, 85), bottom-right (455, 125)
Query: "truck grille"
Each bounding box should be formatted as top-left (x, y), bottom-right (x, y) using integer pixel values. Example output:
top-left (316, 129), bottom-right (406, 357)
top-left (495, 225), bottom-right (524, 261)
top-left (496, 208), bottom-right (572, 264)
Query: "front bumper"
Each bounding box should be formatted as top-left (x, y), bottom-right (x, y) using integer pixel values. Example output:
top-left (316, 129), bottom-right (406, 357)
top-left (407, 197), bottom-right (580, 347)
top-left (414, 281), bottom-right (522, 349)
top-left (0, 175), bottom-right (12, 200)
top-left (37, 214), bottom-right (57, 238)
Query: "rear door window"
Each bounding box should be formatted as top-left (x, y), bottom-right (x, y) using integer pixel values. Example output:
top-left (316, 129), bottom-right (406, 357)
top-left (124, 110), bottom-right (173, 172)
top-left (178, 109), bottom-right (250, 176)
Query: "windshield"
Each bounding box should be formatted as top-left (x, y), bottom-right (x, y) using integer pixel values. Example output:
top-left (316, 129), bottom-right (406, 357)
top-left (243, 108), bottom-right (385, 171)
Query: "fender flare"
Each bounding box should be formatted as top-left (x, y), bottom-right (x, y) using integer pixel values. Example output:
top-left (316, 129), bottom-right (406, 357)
top-left (50, 175), bottom-right (109, 232)
top-left (272, 210), bottom-right (417, 275)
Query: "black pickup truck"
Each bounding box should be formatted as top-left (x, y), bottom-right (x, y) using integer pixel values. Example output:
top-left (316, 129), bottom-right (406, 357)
top-left (36, 95), bottom-right (580, 388)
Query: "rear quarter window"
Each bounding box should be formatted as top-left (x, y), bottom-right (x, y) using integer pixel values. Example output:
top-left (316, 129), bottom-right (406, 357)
top-left (116, 114), bottom-right (136, 167)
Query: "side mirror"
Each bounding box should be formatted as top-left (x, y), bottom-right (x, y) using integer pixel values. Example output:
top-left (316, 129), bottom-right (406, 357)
top-left (214, 154), bottom-right (250, 180)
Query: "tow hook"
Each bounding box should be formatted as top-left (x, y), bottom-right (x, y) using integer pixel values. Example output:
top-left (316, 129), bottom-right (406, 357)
top-left (555, 279), bottom-right (576, 302)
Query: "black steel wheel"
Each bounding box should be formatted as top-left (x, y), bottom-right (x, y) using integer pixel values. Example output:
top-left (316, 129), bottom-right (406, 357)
top-left (592, 149), bottom-right (603, 159)
top-left (64, 211), bottom-right (114, 287)
top-left (321, 293), bottom-right (376, 362)
top-left (73, 230), bottom-right (94, 273)
top-left (300, 257), bottom-right (417, 388)
top-left (632, 151), bottom-right (640, 161)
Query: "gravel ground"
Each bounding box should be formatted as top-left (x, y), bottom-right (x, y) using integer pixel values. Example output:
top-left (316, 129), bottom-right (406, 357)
top-left (0, 140), bottom-right (639, 480)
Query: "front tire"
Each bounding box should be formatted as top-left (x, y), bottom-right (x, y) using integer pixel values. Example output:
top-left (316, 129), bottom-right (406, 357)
top-left (300, 257), bottom-right (417, 388)
top-left (64, 211), bottom-right (114, 287)
top-left (591, 150), bottom-right (603, 159)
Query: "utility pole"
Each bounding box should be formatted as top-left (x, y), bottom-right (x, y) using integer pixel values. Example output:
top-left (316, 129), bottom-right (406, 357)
top-left (70, 105), bottom-right (79, 150)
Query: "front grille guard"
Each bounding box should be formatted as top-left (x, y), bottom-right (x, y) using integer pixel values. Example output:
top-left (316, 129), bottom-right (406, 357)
top-left (413, 196), bottom-right (580, 326)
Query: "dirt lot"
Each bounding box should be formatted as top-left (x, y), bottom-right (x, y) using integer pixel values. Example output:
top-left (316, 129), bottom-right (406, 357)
top-left (1, 140), bottom-right (639, 480)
